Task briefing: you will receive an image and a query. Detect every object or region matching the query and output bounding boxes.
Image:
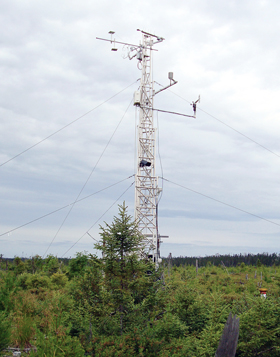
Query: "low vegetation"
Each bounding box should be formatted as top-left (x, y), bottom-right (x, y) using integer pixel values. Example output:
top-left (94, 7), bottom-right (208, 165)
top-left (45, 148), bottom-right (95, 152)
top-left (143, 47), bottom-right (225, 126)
top-left (1, 205), bottom-right (280, 356)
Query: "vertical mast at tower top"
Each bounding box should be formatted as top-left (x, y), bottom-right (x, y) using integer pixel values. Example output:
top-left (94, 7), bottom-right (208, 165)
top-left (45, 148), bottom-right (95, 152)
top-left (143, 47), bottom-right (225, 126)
top-left (96, 29), bottom-right (198, 265)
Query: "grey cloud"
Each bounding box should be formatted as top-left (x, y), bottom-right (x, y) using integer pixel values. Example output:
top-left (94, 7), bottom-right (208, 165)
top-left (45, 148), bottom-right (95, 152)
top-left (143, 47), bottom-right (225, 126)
top-left (2, 0), bottom-right (280, 258)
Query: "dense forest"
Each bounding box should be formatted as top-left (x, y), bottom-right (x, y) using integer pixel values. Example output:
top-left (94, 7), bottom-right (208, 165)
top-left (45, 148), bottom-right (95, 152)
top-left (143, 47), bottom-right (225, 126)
top-left (168, 252), bottom-right (280, 268)
top-left (3, 251), bottom-right (279, 269)
top-left (1, 205), bottom-right (280, 356)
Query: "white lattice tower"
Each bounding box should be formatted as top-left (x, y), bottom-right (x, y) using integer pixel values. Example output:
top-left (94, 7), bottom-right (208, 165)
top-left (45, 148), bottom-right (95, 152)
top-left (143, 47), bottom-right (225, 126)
top-left (135, 32), bottom-right (160, 263)
top-left (97, 30), bottom-right (185, 265)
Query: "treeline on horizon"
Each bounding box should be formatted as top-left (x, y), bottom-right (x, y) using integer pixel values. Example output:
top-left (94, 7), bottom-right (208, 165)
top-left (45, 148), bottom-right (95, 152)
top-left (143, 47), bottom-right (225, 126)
top-left (164, 252), bottom-right (280, 267)
top-left (1, 252), bottom-right (279, 268)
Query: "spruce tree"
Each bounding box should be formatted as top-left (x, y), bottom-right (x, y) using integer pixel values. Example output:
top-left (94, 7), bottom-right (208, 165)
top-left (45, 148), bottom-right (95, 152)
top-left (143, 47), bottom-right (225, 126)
top-left (95, 202), bottom-right (156, 335)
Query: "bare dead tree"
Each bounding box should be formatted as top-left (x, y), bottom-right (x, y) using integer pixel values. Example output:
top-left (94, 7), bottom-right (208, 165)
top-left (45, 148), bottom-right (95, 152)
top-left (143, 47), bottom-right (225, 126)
top-left (215, 312), bottom-right (240, 357)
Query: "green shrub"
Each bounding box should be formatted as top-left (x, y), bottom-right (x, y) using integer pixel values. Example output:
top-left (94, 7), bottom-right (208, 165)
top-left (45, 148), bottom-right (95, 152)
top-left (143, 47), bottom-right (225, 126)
top-left (26, 273), bottom-right (51, 291)
top-left (51, 272), bottom-right (68, 288)
top-left (0, 271), bottom-right (18, 312)
top-left (13, 257), bottom-right (26, 275)
top-left (43, 255), bottom-right (60, 275)
top-left (30, 329), bottom-right (85, 357)
top-left (0, 312), bottom-right (11, 351)
top-left (152, 313), bottom-right (187, 341)
top-left (11, 313), bottom-right (35, 348)
top-left (68, 252), bottom-right (89, 278)
top-left (17, 273), bottom-right (31, 290)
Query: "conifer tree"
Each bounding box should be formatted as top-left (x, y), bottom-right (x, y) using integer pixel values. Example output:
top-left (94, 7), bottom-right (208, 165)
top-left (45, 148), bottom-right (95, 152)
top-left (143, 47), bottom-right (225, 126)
top-left (95, 202), bottom-right (156, 335)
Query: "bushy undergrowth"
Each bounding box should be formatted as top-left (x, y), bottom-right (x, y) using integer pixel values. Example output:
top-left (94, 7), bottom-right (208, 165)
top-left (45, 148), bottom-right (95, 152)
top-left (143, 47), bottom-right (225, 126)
top-left (1, 258), bottom-right (280, 356)
top-left (1, 206), bottom-right (280, 356)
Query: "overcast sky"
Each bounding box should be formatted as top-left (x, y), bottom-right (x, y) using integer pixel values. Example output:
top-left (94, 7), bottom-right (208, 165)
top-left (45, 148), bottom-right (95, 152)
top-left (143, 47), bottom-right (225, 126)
top-left (1, 0), bottom-right (280, 258)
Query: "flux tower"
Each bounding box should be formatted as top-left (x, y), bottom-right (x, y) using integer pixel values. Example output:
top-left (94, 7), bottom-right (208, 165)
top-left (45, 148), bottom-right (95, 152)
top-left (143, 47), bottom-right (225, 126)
top-left (97, 29), bottom-right (198, 265)
top-left (133, 30), bottom-right (164, 265)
